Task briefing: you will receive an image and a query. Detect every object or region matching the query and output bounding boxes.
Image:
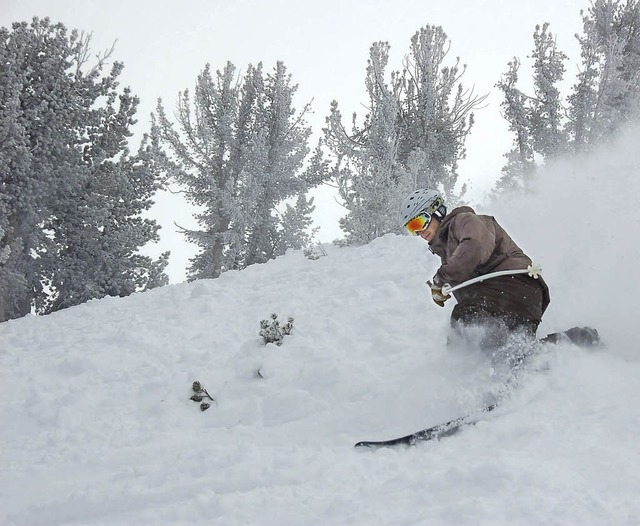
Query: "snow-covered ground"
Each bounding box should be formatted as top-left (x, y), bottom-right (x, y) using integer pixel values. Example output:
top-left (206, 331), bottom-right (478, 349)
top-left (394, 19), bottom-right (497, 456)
top-left (2, 127), bottom-right (640, 525)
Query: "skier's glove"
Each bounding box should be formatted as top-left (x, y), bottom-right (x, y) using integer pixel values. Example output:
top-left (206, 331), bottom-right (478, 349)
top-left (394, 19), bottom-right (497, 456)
top-left (428, 280), bottom-right (451, 307)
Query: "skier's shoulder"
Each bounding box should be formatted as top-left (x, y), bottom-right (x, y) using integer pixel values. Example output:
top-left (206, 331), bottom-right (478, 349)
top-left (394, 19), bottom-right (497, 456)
top-left (448, 206), bottom-right (502, 227)
top-left (445, 205), bottom-right (475, 223)
top-left (446, 206), bottom-right (485, 228)
top-left (449, 205), bottom-right (476, 218)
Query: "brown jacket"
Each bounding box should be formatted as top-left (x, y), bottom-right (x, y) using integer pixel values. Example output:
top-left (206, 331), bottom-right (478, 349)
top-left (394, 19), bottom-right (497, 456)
top-left (429, 206), bottom-right (550, 324)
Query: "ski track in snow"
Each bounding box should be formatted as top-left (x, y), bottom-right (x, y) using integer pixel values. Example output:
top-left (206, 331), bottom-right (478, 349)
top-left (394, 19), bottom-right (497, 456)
top-left (2, 128), bottom-right (640, 525)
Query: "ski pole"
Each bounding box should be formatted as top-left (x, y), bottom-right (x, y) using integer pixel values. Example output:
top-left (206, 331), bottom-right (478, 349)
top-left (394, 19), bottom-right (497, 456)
top-left (438, 262), bottom-right (542, 295)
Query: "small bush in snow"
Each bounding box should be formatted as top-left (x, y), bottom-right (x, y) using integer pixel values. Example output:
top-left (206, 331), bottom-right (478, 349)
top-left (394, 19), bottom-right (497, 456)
top-left (190, 380), bottom-right (214, 411)
top-left (260, 313), bottom-right (294, 346)
top-left (303, 243), bottom-right (328, 260)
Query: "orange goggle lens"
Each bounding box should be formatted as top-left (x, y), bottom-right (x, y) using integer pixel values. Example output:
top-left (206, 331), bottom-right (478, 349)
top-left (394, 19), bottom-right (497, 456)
top-left (405, 214), bottom-right (431, 235)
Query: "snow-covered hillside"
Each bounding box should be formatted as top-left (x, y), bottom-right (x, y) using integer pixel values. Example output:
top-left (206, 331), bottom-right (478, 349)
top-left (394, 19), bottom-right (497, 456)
top-left (2, 127), bottom-right (640, 525)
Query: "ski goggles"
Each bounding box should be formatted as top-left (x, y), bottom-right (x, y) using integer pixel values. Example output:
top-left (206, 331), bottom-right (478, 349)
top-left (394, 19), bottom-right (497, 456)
top-left (404, 213), bottom-right (432, 235)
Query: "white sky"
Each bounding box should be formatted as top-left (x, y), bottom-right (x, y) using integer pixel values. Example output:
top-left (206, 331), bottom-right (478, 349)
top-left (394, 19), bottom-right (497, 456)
top-left (2, 0), bottom-right (589, 280)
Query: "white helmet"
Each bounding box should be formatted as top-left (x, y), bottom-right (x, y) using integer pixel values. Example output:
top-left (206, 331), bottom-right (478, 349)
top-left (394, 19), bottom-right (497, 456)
top-left (399, 188), bottom-right (447, 228)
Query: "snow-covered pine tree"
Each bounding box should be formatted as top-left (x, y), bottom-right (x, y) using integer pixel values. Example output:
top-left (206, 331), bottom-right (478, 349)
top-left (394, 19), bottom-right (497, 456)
top-left (0, 18), bottom-right (168, 321)
top-left (397, 25), bottom-right (485, 201)
top-left (496, 23), bottom-right (567, 192)
top-left (566, 21), bottom-right (600, 152)
top-left (495, 59), bottom-right (536, 193)
top-left (0, 19), bottom-right (55, 320)
top-left (529, 23), bottom-right (568, 158)
top-left (243, 62), bottom-right (316, 265)
top-left (323, 26), bottom-right (484, 245)
top-left (324, 42), bottom-right (413, 245)
top-left (152, 61), bottom-right (324, 279)
top-left (567, 0), bottom-right (640, 150)
top-left (0, 45), bottom-right (28, 319)
top-left (44, 126), bottom-right (170, 314)
top-left (498, 1), bottom-right (640, 184)
top-left (279, 194), bottom-right (319, 252)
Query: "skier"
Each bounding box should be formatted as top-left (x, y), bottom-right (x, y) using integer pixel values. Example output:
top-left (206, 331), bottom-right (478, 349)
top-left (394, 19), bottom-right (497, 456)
top-left (400, 188), bottom-right (550, 350)
top-left (354, 189), bottom-right (600, 449)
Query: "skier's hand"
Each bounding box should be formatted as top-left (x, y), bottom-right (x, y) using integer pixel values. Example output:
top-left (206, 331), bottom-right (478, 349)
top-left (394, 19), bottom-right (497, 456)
top-left (430, 283), bottom-right (451, 307)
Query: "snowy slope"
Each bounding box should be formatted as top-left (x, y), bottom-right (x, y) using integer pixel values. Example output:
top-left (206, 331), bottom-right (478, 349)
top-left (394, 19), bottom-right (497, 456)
top-left (2, 127), bottom-right (640, 525)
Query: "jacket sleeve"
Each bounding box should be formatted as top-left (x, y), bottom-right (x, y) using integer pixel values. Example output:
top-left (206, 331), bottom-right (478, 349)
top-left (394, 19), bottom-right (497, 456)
top-left (434, 213), bottom-right (496, 285)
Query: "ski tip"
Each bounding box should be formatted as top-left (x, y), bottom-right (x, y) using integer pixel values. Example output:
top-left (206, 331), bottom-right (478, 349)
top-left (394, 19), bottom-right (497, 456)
top-left (354, 438), bottom-right (409, 448)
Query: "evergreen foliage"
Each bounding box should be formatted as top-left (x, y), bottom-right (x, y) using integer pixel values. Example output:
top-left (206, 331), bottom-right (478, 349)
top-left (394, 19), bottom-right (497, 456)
top-left (568, 0), bottom-right (640, 148)
top-left (498, 0), bottom-right (640, 191)
top-left (152, 62), bottom-right (327, 280)
top-left (324, 42), bottom-right (413, 245)
top-left (280, 194), bottom-right (320, 251)
top-left (0, 18), bottom-right (168, 322)
top-left (495, 59), bottom-right (536, 193)
top-left (323, 26), bottom-right (485, 245)
top-left (259, 313), bottom-right (294, 346)
top-left (529, 23), bottom-right (568, 158)
top-left (399, 26), bottom-right (483, 197)
top-left (303, 242), bottom-right (328, 261)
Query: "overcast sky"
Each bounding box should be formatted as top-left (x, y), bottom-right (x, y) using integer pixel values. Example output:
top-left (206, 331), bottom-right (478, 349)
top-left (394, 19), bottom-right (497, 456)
top-left (2, 0), bottom-right (589, 280)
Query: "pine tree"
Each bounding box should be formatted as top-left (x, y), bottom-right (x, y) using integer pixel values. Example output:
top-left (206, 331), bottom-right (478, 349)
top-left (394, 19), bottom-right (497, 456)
top-left (44, 130), bottom-right (169, 314)
top-left (498, 0), bottom-right (640, 185)
top-left (243, 62), bottom-right (315, 265)
top-left (152, 61), bottom-right (325, 279)
top-left (279, 194), bottom-right (319, 252)
top-left (496, 23), bottom-right (567, 192)
top-left (397, 25), bottom-right (485, 200)
top-left (495, 59), bottom-right (536, 193)
top-left (0, 18), bottom-right (168, 321)
top-left (567, 0), bottom-right (640, 150)
top-left (529, 23), bottom-right (568, 158)
top-left (0, 19), bottom-right (55, 319)
top-left (323, 26), bottom-right (484, 245)
top-left (324, 42), bottom-right (413, 245)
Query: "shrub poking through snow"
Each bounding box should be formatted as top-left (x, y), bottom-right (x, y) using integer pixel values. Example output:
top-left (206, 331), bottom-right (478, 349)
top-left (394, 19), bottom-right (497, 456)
top-left (260, 313), bottom-right (294, 346)
top-left (304, 243), bottom-right (328, 260)
top-left (190, 380), bottom-right (214, 411)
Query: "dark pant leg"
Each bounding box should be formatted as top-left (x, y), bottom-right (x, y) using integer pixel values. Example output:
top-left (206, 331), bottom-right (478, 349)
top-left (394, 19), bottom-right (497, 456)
top-left (450, 303), bottom-right (539, 351)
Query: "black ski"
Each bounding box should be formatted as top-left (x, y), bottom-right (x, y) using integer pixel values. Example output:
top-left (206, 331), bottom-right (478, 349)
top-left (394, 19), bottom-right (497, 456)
top-left (355, 327), bottom-right (600, 450)
top-left (354, 403), bottom-right (498, 448)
